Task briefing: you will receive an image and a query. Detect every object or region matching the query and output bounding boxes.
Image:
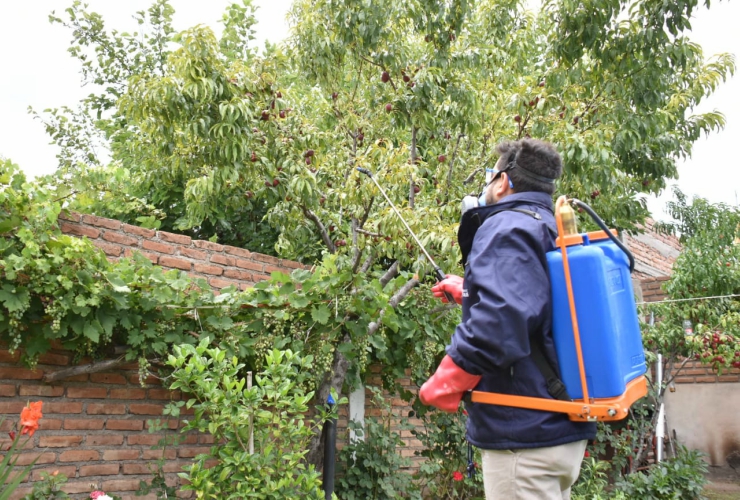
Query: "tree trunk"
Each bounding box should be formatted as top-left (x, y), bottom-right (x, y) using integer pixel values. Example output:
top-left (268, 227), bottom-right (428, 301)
top-left (306, 333), bottom-right (351, 469)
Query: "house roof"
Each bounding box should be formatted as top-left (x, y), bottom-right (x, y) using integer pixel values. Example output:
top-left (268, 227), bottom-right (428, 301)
top-left (624, 218), bottom-right (682, 281)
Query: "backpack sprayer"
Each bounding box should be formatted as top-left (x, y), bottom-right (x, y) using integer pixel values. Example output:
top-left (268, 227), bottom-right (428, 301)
top-left (357, 167), bottom-right (647, 422)
top-left (469, 197), bottom-right (648, 422)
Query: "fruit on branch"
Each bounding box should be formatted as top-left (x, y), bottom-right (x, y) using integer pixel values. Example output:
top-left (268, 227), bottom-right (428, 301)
top-left (381, 71), bottom-right (390, 83)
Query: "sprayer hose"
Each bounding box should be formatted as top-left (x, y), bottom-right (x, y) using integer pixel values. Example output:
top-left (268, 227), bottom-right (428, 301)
top-left (570, 199), bottom-right (635, 274)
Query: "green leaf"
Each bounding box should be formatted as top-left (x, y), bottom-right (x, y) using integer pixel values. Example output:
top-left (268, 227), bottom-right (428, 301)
top-left (311, 304), bottom-right (330, 324)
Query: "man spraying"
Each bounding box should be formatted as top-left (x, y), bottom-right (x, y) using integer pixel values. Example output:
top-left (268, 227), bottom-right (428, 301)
top-left (420, 138), bottom-right (595, 500)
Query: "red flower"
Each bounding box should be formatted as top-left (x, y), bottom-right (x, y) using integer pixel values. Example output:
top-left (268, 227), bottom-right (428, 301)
top-left (7, 431), bottom-right (15, 441)
top-left (20, 401), bottom-right (43, 437)
top-left (452, 471), bottom-right (464, 481)
top-left (584, 450), bottom-right (590, 458)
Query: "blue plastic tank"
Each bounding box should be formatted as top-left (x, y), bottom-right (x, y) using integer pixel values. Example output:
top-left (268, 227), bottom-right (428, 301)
top-left (546, 233), bottom-right (646, 400)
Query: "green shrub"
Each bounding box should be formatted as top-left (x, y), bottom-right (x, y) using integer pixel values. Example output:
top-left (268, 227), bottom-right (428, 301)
top-left (337, 387), bottom-right (421, 500)
top-left (410, 405), bottom-right (484, 500)
top-left (615, 445), bottom-right (708, 500)
top-left (165, 341), bottom-right (331, 499)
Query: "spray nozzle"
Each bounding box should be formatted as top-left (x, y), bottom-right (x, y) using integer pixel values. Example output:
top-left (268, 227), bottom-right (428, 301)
top-left (356, 167), bottom-right (372, 177)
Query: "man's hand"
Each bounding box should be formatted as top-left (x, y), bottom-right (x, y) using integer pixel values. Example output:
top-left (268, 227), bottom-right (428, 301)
top-left (419, 355), bottom-right (481, 413)
top-left (431, 274), bottom-right (464, 305)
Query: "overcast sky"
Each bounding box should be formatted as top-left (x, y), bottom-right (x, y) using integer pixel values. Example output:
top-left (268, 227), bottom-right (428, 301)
top-left (1, 1), bottom-right (738, 220)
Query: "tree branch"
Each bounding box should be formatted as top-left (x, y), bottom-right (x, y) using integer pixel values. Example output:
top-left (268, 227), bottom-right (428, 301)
top-left (302, 205), bottom-right (336, 253)
top-left (43, 356), bottom-right (127, 383)
top-left (379, 261), bottom-right (399, 287)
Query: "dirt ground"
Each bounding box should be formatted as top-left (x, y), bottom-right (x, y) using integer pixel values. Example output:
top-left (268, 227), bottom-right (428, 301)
top-left (704, 465), bottom-right (740, 499)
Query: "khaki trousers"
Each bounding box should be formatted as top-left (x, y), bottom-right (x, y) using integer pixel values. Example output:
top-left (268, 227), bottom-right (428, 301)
top-left (480, 439), bottom-right (587, 500)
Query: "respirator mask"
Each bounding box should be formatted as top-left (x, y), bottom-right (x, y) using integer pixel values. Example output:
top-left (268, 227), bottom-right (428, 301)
top-left (460, 165), bottom-right (515, 215)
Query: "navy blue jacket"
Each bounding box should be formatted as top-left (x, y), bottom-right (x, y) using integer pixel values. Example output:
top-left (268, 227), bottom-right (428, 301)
top-left (447, 191), bottom-right (596, 450)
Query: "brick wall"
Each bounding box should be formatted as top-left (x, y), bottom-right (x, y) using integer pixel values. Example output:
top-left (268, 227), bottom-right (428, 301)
top-left (0, 350), bottom-right (199, 499)
top-left (58, 212), bottom-right (308, 290)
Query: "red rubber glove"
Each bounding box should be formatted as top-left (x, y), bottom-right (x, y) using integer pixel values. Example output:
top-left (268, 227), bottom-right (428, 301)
top-left (431, 274), bottom-right (464, 305)
top-left (419, 355), bottom-right (482, 413)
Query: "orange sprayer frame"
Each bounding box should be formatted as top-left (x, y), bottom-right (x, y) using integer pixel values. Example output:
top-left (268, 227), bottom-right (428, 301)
top-left (467, 197), bottom-right (647, 422)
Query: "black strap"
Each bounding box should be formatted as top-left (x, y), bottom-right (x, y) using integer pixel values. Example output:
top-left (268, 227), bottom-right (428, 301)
top-left (530, 338), bottom-right (571, 401)
top-left (459, 206), bottom-right (555, 267)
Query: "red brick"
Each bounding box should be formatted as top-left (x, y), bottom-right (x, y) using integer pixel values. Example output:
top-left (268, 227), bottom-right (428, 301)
top-left (122, 463), bottom-right (150, 475)
top-left (142, 240), bottom-right (176, 255)
top-left (0, 401), bottom-right (26, 413)
top-left (37, 352), bottom-right (71, 365)
top-left (181, 434), bottom-right (198, 444)
top-left (58, 211), bottom-right (82, 222)
top-left (159, 256), bottom-right (192, 271)
top-left (193, 240), bottom-right (224, 252)
top-left (208, 277), bottom-right (236, 289)
top-left (80, 463), bottom-right (120, 476)
top-left (235, 259), bottom-right (264, 272)
top-left (67, 387), bottom-right (108, 399)
top-left (193, 263), bottom-right (224, 276)
top-left (122, 223), bottom-right (156, 238)
top-left (32, 466), bottom-right (77, 481)
top-left (250, 252), bottom-right (279, 265)
top-left (180, 247), bottom-right (207, 260)
top-left (129, 404), bottom-right (164, 415)
top-left (101, 479), bottom-right (142, 492)
top-left (103, 449), bottom-right (140, 461)
top-left (39, 435), bottom-right (84, 447)
top-left (82, 214), bottom-right (122, 230)
top-left (265, 265), bottom-right (287, 274)
top-left (87, 403), bottom-right (126, 415)
top-left (240, 282), bottom-right (253, 291)
top-left (178, 446), bottom-right (211, 458)
top-left (103, 231), bottom-right (139, 246)
top-left (157, 231), bottom-right (191, 245)
top-left (210, 254), bottom-right (236, 266)
top-left (199, 435), bottom-right (215, 444)
top-left (128, 374), bottom-right (160, 386)
top-left (38, 418), bottom-right (62, 430)
top-left (65, 374), bottom-right (89, 382)
top-left (695, 376), bottom-right (718, 383)
top-left (60, 222), bottom-right (100, 239)
top-left (64, 419), bottom-right (105, 430)
top-left (147, 389), bottom-right (179, 400)
top-left (60, 450), bottom-right (99, 462)
top-left (251, 274), bottom-right (270, 283)
top-left (92, 240), bottom-right (123, 257)
top-left (61, 481), bottom-right (104, 494)
top-left (127, 434), bottom-right (162, 446)
top-left (0, 385), bottom-right (15, 397)
top-left (0, 351), bottom-right (20, 363)
top-left (87, 434), bottom-right (124, 446)
top-left (90, 373), bottom-right (127, 385)
top-left (718, 375), bottom-right (740, 382)
top-left (143, 449), bottom-right (177, 460)
top-left (107, 419), bottom-right (144, 431)
top-left (281, 260), bottom-right (305, 269)
top-left (0, 367), bottom-right (43, 380)
top-left (110, 388), bottom-right (146, 400)
top-left (15, 452), bottom-right (56, 466)
top-left (223, 269), bottom-right (251, 281)
top-left (223, 245), bottom-right (251, 258)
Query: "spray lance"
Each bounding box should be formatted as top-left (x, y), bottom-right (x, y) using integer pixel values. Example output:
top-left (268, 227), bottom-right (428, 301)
top-left (356, 167), bottom-right (457, 305)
